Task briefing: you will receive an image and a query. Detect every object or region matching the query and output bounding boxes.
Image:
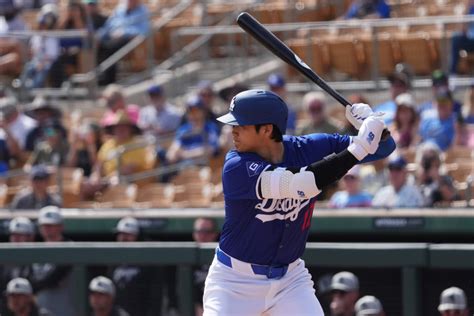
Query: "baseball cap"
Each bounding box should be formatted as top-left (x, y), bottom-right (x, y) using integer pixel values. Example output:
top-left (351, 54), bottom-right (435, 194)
top-left (432, 69), bottom-right (448, 87)
top-left (9, 217), bottom-right (34, 235)
top-left (6, 278), bottom-right (33, 295)
top-left (217, 89), bottom-right (288, 134)
top-left (267, 73), bottom-right (286, 88)
top-left (30, 164), bottom-right (50, 180)
top-left (89, 276), bottom-right (115, 296)
top-left (186, 95), bottom-right (205, 109)
top-left (395, 93), bottom-right (416, 108)
top-left (355, 295), bottom-right (383, 316)
top-left (345, 165), bottom-right (361, 178)
top-left (115, 217), bottom-right (139, 235)
top-left (147, 84), bottom-right (163, 96)
top-left (388, 155), bottom-right (407, 170)
top-left (38, 206), bottom-right (63, 225)
top-left (0, 97), bottom-right (17, 118)
top-left (438, 287), bottom-right (467, 311)
top-left (330, 271), bottom-right (359, 292)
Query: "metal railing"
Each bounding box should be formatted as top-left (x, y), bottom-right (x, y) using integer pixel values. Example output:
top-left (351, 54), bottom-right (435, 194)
top-left (0, 241), bottom-right (473, 316)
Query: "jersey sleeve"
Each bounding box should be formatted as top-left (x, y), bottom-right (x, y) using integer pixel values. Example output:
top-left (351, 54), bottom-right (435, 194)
top-left (300, 133), bottom-right (351, 161)
top-left (222, 151), bottom-right (270, 200)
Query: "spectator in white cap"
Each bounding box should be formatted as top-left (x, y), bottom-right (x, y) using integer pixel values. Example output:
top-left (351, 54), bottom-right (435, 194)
top-left (0, 217), bottom-right (35, 294)
top-left (109, 218), bottom-right (163, 315)
top-left (391, 92), bottom-right (419, 148)
top-left (9, 217), bottom-right (35, 242)
top-left (355, 295), bottom-right (385, 316)
top-left (115, 217), bottom-right (139, 242)
top-left (38, 205), bottom-right (64, 242)
top-left (329, 165), bottom-right (372, 209)
top-left (89, 276), bottom-right (129, 316)
top-left (438, 287), bottom-right (469, 316)
top-left (5, 277), bottom-right (51, 316)
top-left (31, 205), bottom-right (75, 316)
top-left (330, 271), bottom-right (360, 316)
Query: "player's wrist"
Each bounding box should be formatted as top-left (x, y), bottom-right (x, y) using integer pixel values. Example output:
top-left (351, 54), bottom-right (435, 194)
top-left (347, 139), bottom-right (368, 161)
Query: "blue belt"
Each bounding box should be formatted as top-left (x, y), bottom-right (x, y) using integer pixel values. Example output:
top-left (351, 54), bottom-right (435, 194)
top-left (216, 248), bottom-right (288, 279)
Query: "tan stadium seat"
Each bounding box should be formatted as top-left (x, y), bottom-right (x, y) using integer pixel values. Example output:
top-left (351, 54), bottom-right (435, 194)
top-left (359, 33), bottom-right (401, 77)
top-left (173, 183), bottom-right (213, 208)
top-left (171, 166), bottom-right (211, 185)
top-left (96, 183), bottom-right (138, 208)
top-left (395, 32), bottom-right (439, 75)
top-left (326, 36), bottom-right (365, 79)
top-left (134, 183), bottom-right (175, 208)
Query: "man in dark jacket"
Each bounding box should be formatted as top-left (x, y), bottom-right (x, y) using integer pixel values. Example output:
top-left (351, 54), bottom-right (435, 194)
top-left (3, 278), bottom-right (51, 316)
top-left (108, 217), bottom-right (162, 316)
top-left (89, 276), bottom-right (129, 316)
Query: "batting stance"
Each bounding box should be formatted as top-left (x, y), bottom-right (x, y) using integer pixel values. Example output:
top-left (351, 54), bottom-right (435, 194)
top-left (203, 90), bottom-right (395, 315)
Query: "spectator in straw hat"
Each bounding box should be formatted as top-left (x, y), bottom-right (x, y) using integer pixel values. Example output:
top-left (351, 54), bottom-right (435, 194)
top-left (2, 278), bottom-right (51, 316)
top-left (107, 217), bottom-right (162, 316)
top-left (89, 276), bottom-right (129, 316)
top-left (355, 295), bottom-right (385, 316)
top-left (24, 96), bottom-right (66, 152)
top-left (93, 109), bottom-right (149, 181)
top-left (438, 287), bottom-right (469, 316)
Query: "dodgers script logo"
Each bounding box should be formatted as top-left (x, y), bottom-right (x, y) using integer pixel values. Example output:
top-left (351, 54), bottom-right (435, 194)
top-left (255, 197), bottom-right (310, 223)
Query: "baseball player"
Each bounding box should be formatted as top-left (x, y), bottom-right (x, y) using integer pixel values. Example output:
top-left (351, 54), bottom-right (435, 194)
top-left (203, 89), bottom-right (395, 315)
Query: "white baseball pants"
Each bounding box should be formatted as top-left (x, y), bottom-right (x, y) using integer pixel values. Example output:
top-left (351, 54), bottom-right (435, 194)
top-left (203, 255), bottom-right (324, 316)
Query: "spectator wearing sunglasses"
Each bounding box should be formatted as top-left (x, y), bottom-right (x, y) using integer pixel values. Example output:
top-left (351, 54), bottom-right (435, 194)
top-left (296, 91), bottom-right (342, 136)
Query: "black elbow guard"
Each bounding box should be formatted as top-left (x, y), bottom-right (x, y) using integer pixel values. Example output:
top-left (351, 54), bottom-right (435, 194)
top-left (306, 149), bottom-right (358, 189)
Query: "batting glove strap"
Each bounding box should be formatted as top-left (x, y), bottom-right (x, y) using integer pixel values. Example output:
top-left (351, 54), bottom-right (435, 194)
top-left (347, 140), bottom-right (369, 161)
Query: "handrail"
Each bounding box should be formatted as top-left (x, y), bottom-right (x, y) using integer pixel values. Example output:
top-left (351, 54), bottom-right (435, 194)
top-left (175, 14), bottom-right (474, 36)
top-left (70, 0), bottom-right (193, 86)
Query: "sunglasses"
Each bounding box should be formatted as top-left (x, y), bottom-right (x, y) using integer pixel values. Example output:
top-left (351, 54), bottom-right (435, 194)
top-left (343, 175), bottom-right (357, 181)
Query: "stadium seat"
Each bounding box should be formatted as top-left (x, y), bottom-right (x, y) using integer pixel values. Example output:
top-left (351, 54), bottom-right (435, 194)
top-left (327, 36), bottom-right (365, 79)
top-left (395, 32), bottom-right (439, 75)
top-left (173, 183), bottom-right (213, 208)
top-left (134, 183), bottom-right (175, 208)
top-left (170, 167), bottom-right (211, 185)
top-left (444, 146), bottom-right (473, 164)
top-left (0, 184), bottom-right (8, 208)
top-left (359, 33), bottom-right (401, 77)
top-left (96, 183), bottom-right (138, 208)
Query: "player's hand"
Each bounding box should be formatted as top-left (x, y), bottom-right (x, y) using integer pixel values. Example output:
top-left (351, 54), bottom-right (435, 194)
top-left (347, 114), bottom-right (385, 161)
top-left (345, 103), bottom-right (374, 130)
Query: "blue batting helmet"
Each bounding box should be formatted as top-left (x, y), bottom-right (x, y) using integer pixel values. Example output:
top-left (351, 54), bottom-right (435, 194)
top-left (217, 90), bottom-right (288, 134)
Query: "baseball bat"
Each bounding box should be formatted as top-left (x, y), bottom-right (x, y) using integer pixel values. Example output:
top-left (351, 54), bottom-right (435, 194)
top-left (236, 12), bottom-right (390, 140)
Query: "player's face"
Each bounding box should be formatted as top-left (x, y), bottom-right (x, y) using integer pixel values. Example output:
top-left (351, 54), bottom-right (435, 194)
top-left (9, 233), bottom-right (34, 243)
top-left (89, 292), bottom-right (114, 311)
top-left (441, 310), bottom-right (468, 316)
top-left (231, 125), bottom-right (266, 152)
top-left (330, 290), bottom-right (358, 316)
top-left (193, 219), bottom-right (218, 243)
top-left (39, 224), bottom-right (63, 242)
top-left (117, 232), bottom-right (138, 242)
top-left (7, 294), bottom-right (32, 313)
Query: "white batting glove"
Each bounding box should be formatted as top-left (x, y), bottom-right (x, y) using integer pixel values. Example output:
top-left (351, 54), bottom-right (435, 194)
top-left (348, 114), bottom-right (385, 161)
top-left (345, 103), bottom-right (374, 130)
